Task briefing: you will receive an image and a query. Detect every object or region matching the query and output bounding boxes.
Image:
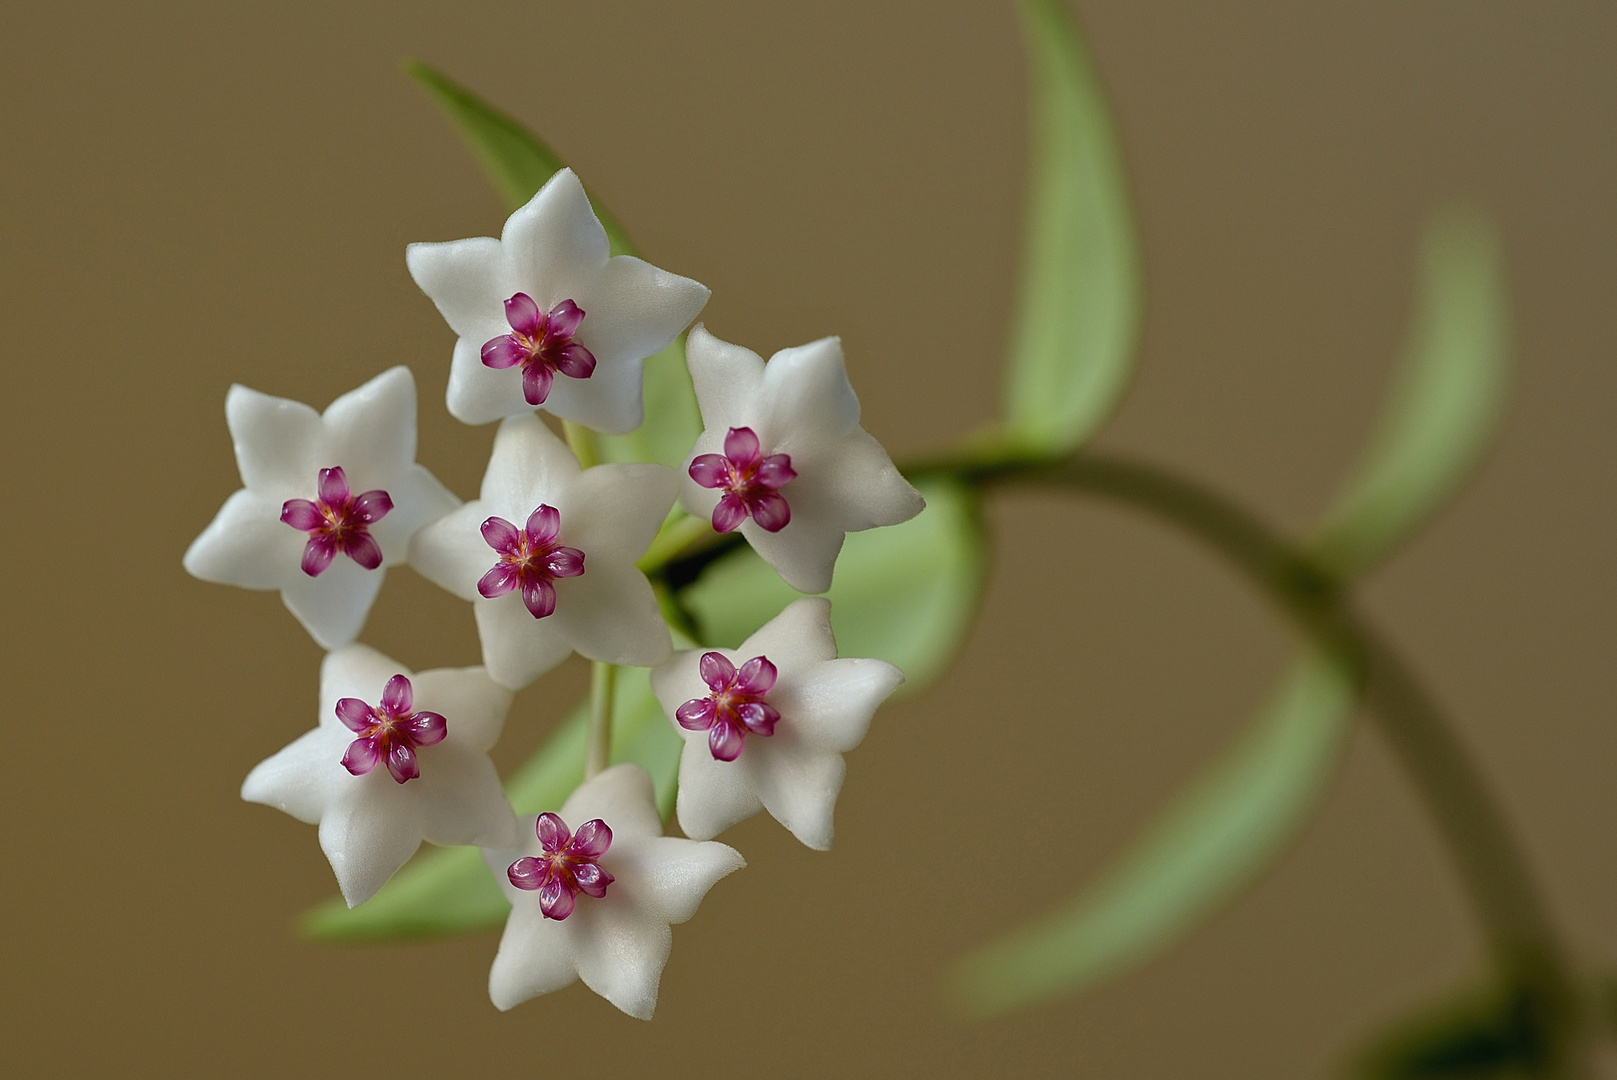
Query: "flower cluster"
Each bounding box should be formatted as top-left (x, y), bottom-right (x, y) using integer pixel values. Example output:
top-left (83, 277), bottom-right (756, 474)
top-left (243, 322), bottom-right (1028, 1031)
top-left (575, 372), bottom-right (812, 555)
top-left (187, 168), bottom-right (920, 1018)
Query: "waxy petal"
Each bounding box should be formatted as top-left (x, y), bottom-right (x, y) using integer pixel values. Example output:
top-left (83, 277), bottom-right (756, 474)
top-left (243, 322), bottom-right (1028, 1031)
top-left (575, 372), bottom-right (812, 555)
top-left (723, 426), bottom-right (761, 466)
top-left (478, 563), bottom-right (520, 599)
top-left (538, 879), bottom-right (575, 921)
top-left (546, 298), bottom-right (585, 340)
top-left (709, 722), bottom-right (745, 762)
top-left (520, 577), bottom-right (557, 619)
top-left (317, 466), bottom-right (350, 505)
top-left (352, 489), bottom-right (393, 523)
top-left (748, 491), bottom-right (791, 533)
top-left (480, 516), bottom-right (521, 554)
top-left (553, 342), bottom-right (596, 380)
top-left (522, 363), bottom-right (555, 406)
top-left (698, 651), bottom-right (737, 691)
top-left (504, 292), bottom-right (543, 337)
top-left (738, 701), bottom-right (780, 736)
top-left (385, 742), bottom-right (420, 784)
top-left (344, 531), bottom-right (383, 571)
top-left (280, 498), bottom-right (324, 531)
top-left (334, 697), bottom-right (373, 732)
top-left (571, 819), bottom-right (612, 859)
top-left (536, 812), bottom-right (570, 852)
top-left (301, 535), bottom-right (338, 577)
top-left (524, 504), bottom-right (561, 546)
top-left (735, 656), bottom-right (778, 696)
top-left (404, 711), bottom-right (448, 746)
top-left (481, 335), bottom-right (526, 370)
top-left (675, 698), bottom-right (716, 730)
top-left (755, 455), bottom-right (797, 489)
top-left (688, 454), bottom-right (729, 489)
top-left (380, 674), bottom-right (413, 716)
top-left (572, 861), bottom-right (613, 898)
top-left (544, 546), bottom-right (585, 578)
top-left (508, 856), bottom-right (547, 891)
top-left (341, 736), bottom-right (381, 776)
top-left (711, 493), bottom-right (748, 533)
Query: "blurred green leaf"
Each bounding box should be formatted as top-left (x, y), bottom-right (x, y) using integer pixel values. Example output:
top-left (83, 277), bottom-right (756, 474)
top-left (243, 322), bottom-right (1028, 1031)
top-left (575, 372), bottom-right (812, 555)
top-left (680, 478), bottom-right (985, 697)
top-left (405, 59), bottom-right (702, 470)
top-left (1310, 207), bottom-right (1510, 578)
top-left (997, 0), bottom-right (1141, 455)
top-left (949, 646), bottom-right (1356, 1016)
top-left (301, 666), bottom-right (681, 941)
top-left (1353, 980), bottom-right (1556, 1078)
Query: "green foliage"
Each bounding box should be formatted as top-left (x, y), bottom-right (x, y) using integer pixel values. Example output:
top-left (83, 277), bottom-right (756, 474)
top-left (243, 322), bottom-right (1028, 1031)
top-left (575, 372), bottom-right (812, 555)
top-left (405, 60), bottom-right (703, 470)
top-left (1310, 208), bottom-right (1510, 578)
top-left (949, 646), bottom-right (1356, 1016)
top-left (681, 478), bottom-right (985, 697)
top-left (997, 0), bottom-right (1141, 456)
top-left (301, 666), bottom-right (681, 941)
top-left (1352, 981), bottom-right (1559, 1078)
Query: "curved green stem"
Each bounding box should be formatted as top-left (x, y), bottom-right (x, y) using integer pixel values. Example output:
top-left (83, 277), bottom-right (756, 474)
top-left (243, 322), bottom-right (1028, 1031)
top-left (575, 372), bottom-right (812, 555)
top-left (586, 661), bottom-right (615, 780)
top-left (909, 449), bottom-right (1584, 1070)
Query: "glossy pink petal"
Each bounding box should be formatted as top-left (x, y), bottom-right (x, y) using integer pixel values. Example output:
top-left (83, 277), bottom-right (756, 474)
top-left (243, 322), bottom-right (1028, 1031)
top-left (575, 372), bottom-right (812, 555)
top-left (352, 490), bottom-right (393, 523)
top-left (709, 722), bottom-right (745, 762)
top-left (711, 493), bottom-right (749, 533)
top-left (571, 819), bottom-right (613, 859)
top-left (735, 656), bottom-right (777, 696)
top-left (481, 516), bottom-right (521, 554)
top-left (749, 491), bottom-right (791, 532)
top-left (335, 697), bottom-right (374, 732)
top-left (385, 742), bottom-right (420, 784)
top-left (317, 466), bottom-right (350, 505)
top-left (543, 546), bottom-right (585, 578)
top-left (520, 577), bottom-right (557, 619)
top-left (522, 363), bottom-right (555, 406)
top-left (481, 336), bottom-right (526, 369)
top-left (508, 856), bottom-right (547, 890)
top-left (699, 651), bottom-right (737, 692)
top-left (478, 563), bottom-right (520, 599)
top-left (504, 292), bottom-right (543, 337)
top-left (755, 455), bottom-right (797, 489)
top-left (723, 426), bottom-right (761, 467)
top-left (546, 298), bottom-right (585, 339)
top-left (380, 674), bottom-right (412, 715)
top-left (572, 862), bottom-right (614, 898)
top-left (688, 454), bottom-right (729, 489)
top-left (553, 343), bottom-right (596, 380)
top-left (539, 879), bottom-right (576, 921)
top-left (280, 498), bottom-right (324, 531)
top-left (676, 697), bottom-right (717, 730)
top-left (524, 504), bottom-right (561, 546)
top-left (403, 710), bottom-right (447, 746)
top-left (738, 701), bottom-right (780, 736)
top-left (536, 812), bottom-right (571, 852)
top-left (341, 736), bottom-right (381, 776)
top-left (301, 535), bottom-right (338, 576)
top-left (345, 531), bottom-right (383, 571)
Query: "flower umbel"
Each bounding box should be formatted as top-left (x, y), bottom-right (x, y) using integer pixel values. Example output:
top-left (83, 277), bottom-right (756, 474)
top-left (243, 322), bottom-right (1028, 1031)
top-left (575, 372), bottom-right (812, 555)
top-left (281, 466), bottom-right (393, 576)
top-left (676, 652), bottom-right (780, 761)
top-left (481, 294), bottom-right (598, 406)
top-left (507, 813), bottom-right (615, 920)
top-left (688, 427), bottom-right (796, 533)
top-left (336, 673), bottom-right (448, 783)
top-left (476, 505), bottom-right (586, 619)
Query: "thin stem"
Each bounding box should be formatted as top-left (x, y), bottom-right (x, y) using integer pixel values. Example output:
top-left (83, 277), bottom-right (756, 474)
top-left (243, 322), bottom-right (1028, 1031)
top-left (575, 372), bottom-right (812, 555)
top-left (586, 661), bottom-right (615, 780)
top-left (912, 449), bottom-right (1584, 1068)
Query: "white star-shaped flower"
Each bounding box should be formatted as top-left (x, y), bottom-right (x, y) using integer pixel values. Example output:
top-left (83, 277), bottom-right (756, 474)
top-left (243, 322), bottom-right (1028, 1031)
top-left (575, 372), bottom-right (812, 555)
top-left (650, 597), bottom-right (903, 849)
top-left (183, 366), bottom-right (460, 648)
top-left (409, 413), bottom-right (676, 690)
top-left (679, 326), bottom-right (925, 593)
top-left (406, 168), bottom-right (710, 432)
top-left (241, 644), bottom-right (519, 907)
top-left (483, 763), bottom-right (744, 1018)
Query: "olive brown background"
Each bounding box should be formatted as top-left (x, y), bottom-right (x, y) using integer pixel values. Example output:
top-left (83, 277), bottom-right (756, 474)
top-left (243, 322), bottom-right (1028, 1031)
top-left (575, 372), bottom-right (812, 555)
top-left (2, 2), bottom-right (1613, 1076)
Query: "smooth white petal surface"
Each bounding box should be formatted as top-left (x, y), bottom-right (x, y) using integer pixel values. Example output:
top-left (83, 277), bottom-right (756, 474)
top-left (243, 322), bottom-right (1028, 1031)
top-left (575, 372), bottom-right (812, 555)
top-left (406, 235), bottom-right (505, 339)
top-left (559, 463), bottom-right (677, 564)
top-left (479, 415), bottom-right (580, 512)
top-left (445, 336), bottom-right (524, 426)
top-left (322, 366), bottom-right (417, 484)
top-left (757, 337), bottom-right (862, 441)
top-left (242, 645), bottom-right (515, 907)
top-left (653, 598), bottom-right (902, 847)
top-left (474, 596), bottom-right (574, 691)
top-left (550, 563), bottom-right (671, 667)
top-left (281, 560), bottom-right (385, 650)
top-left (226, 385), bottom-right (322, 494)
top-left (500, 169), bottom-right (608, 300)
top-left (685, 324), bottom-right (766, 432)
top-left (182, 489), bottom-right (304, 589)
top-left (484, 765), bottom-right (741, 1018)
top-left (407, 502), bottom-right (493, 603)
top-left (577, 256), bottom-right (710, 366)
top-left (533, 351), bottom-right (646, 434)
top-left (738, 515), bottom-right (847, 594)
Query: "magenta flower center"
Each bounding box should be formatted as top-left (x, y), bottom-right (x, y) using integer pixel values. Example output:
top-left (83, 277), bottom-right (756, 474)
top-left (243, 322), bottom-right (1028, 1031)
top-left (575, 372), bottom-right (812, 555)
top-left (477, 504), bottom-right (586, 619)
top-left (280, 465), bottom-right (392, 577)
top-left (480, 293), bottom-right (598, 407)
top-left (688, 426), bottom-right (796, 534)
top-left (508, 812), bottom-right (615, 921)
top-left (335, 673), bottom-right (447, 784)
top-left (676, 652), bottom-right (781, 762)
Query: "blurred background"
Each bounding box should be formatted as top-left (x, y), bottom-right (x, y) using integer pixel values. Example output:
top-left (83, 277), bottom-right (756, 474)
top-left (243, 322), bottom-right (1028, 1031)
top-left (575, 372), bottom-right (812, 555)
top-left (2, 1), bottom-right (1613, 1076)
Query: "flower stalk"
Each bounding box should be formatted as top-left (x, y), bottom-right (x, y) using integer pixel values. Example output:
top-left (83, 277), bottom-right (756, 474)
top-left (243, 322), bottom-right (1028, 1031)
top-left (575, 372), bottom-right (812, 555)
top-left (586, 661), bottom-right (615, 780)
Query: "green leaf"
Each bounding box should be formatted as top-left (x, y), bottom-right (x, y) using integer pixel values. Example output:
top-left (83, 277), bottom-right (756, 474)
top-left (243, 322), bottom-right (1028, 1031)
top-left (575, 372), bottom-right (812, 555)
top-left (948, 646), bottom-right (1356, 1016)
top-left (405, 60), bottom-right (703, 470)
top-left (1352, 980), bottom-right (1557, 1078)
top-left (300, 666), bottom-right (682, 941)
top-left (997, 0), bottom-right (1142, 455)
top-left (1310, 207), bottom-right (1510, 579)
top-left (679, 478), bottom-right (985, 697)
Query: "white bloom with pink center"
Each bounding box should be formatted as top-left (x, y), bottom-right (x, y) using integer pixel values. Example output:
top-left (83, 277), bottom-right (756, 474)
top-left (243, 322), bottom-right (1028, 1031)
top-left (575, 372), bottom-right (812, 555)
top-left (183, 366), bottom-right (459, 648)
top-left (407, 168), bottom-right (710, 432)
top-left (483, 763), bottom-right (744, 1018)
top-left (680, 326), bottom-right (925, 594)
top-left (242, 644), bottom-right (519, 908)
top-left (650, 597), bottom-right (904, 850)
top-left (409, 413), bottom-right (676, 690)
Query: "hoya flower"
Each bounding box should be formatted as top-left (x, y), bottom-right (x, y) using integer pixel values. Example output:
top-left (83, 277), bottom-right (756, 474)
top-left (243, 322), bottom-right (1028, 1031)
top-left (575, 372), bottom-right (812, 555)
top-left (649, 597), bottom-right (903, 849)
top-left (241, 644), bottom-right (518, 907)
top-left (406, 168), bottom-right (710, 432)
top-left (484, 763), bottom-right (744, 1018)
top-left (680, 326), bottom-right (925, 593)
top-left (409, 413), bottom-right (676, 690)
top-left (183, 367), bottom-right (459, 648)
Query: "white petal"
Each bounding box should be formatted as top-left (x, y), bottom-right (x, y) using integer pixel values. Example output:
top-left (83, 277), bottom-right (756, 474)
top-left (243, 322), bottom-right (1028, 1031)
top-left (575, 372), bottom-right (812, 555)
top-left (533, 352), bottom-right (645, 434)
top-left (446, 334), bottom-right (528, 426)
top-left (751, 734), bottom-right (846, 851)
top-left (684, 325), bottom-right (766, 432)
top-left (488, 903), bottom-right (579, 1011)
top-left (410, 666), bottom-right (513, 754)
top-left (738, 512), bottom-right (846, 594)
top-left (609, 834), bottom-right (744, 926)
top-left (757, 336), bottom-right (861, 441)
top-left (574, 255), bottom-right (708, 366)
top-left (317, 780), bottom-right (428, 907)
top-left (373, 463), bottom-right (462, 565)
top-left (183, 488), bottom-right (303, 589)
top-left (416, 744), bottom-right (519, 849)
top-left (281, 559), bottom-right (386, 650)
top-left (474, 595), bottom-right (575, 690)
top-left (775, 657), bottom-right (903, 754)
top-left (501, 169), bottom-right (610, 301)
top-left (561, 763), bottom-right (663, 842)
top-left (558, 463), bottom-right (677, 564)
top-left (406, 235), bottom-right (507, 339)
top-left (806, 427), bottom-right (925, 530)
top-left (240, 726), bottom-right (346, 825)
top-left (480, 414), bottom-right (581, 514)
top-left (321, 366), bottom-right (418, 486)
top-left (321, 645), bottom-right (410, 721)
top-left (672, 735), bottom-right (766, 841)
top-left (407, 501), bottom-right (491, 602)
top-left (226, 385), bottom-right (324, 495)
top-left (550, 562), bottom-right (671, 667)
top-left (568, 901), bottom-right (670, 1020)
top-left (739, 596), bottom-right (837, 671)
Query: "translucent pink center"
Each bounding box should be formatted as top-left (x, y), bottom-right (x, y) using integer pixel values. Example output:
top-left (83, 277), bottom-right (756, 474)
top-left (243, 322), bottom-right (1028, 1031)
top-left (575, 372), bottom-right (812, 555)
top-left (480, 293), bottom-right (598, 407)
top-left (477, 504), bottom-right (586, 619)
top-left (676, 652), bottom-right (781, 761)
top-left (335, 674), bottom-right (447, 784)
top-left (508, 812), bottom-right (615, 920)
top-left (688, 426), bottom-right (796, 534)
top-left (280, 466), bottom-right (392, 576)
